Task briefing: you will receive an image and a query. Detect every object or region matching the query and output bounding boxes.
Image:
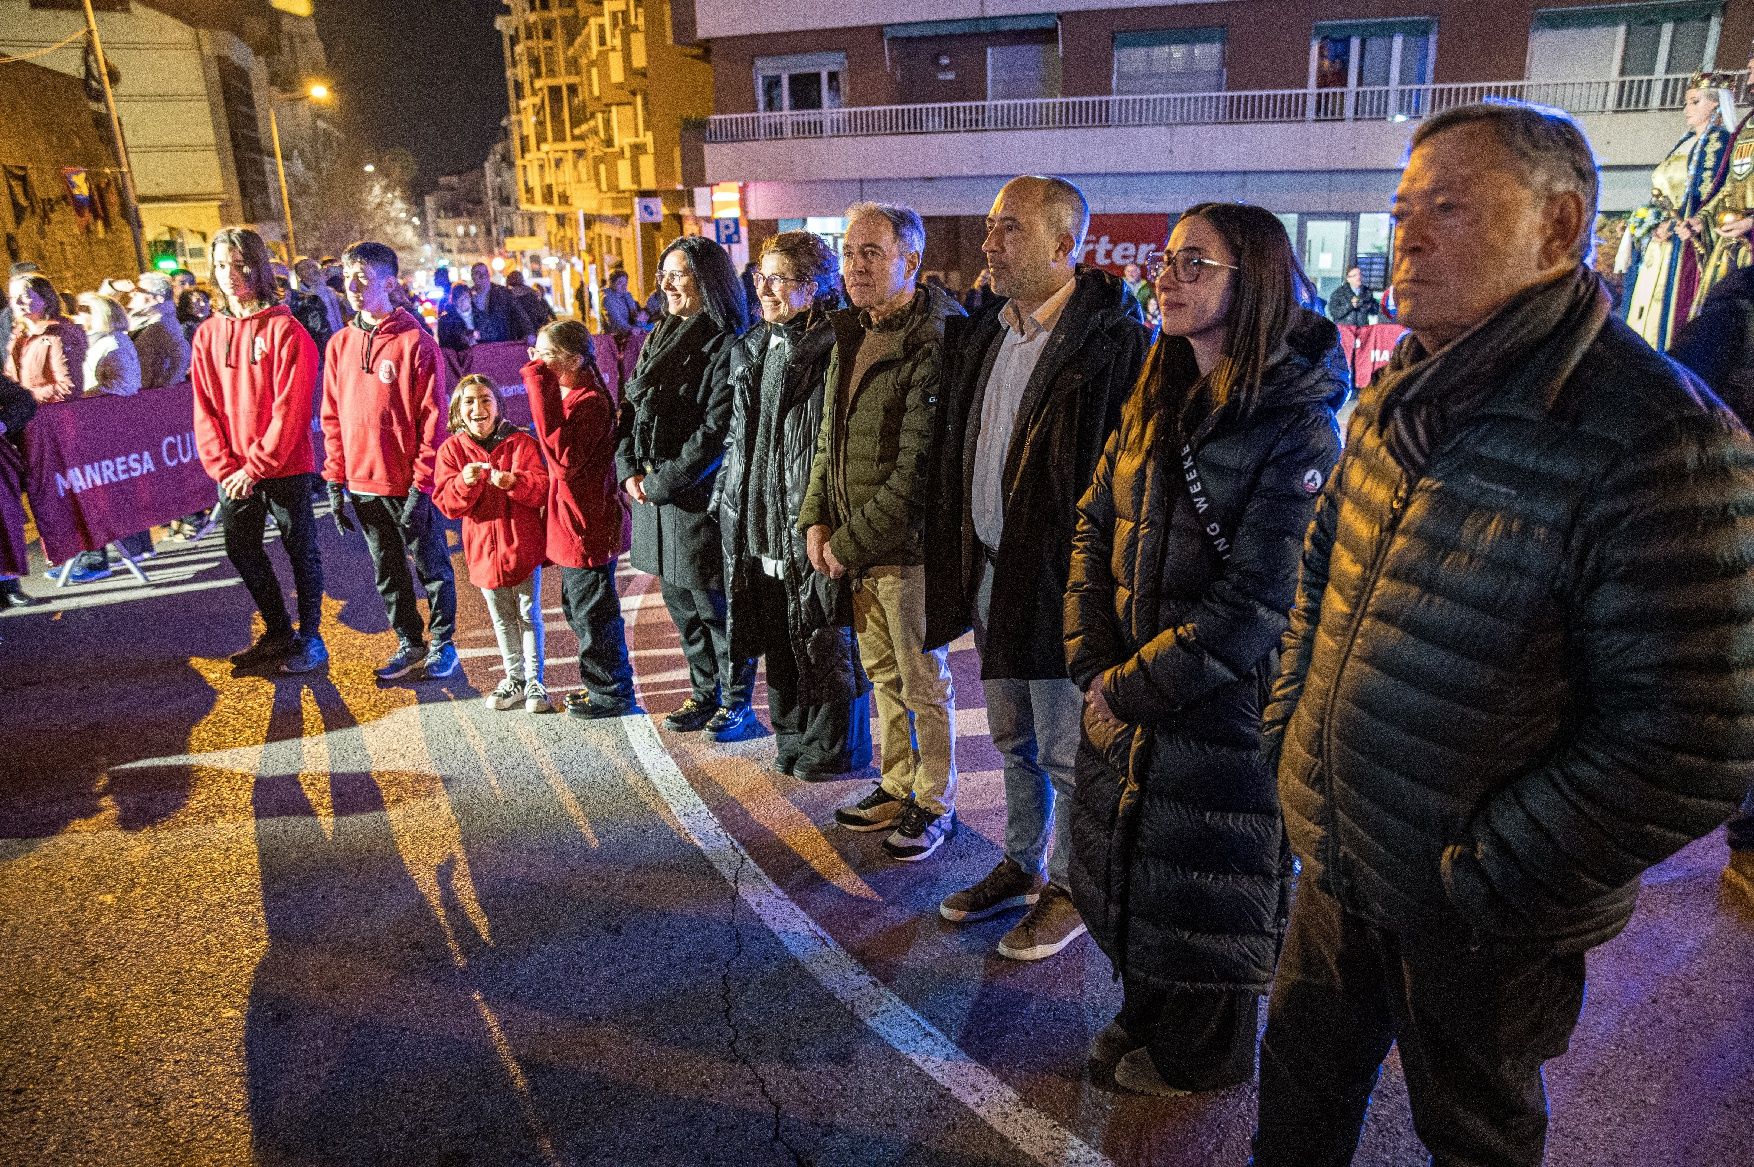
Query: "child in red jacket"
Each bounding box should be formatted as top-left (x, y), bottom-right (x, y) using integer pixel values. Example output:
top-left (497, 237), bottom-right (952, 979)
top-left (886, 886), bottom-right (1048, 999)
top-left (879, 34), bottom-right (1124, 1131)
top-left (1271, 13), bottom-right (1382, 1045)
top-left (433, 375), bottom-right (552, 713)
top-left (524, 320), bottom-right (635, 719)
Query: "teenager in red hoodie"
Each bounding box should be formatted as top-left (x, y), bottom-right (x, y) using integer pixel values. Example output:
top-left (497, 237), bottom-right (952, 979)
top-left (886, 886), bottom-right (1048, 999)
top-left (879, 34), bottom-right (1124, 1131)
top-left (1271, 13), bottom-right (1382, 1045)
top-left (523, 319), bottom-right (635, 718)
top-left (189, 226), bottom-right (327, 674)
top-left (433, 375), bottom-right (551, 712)
top-left (321, 241), bottom-right (457, 682)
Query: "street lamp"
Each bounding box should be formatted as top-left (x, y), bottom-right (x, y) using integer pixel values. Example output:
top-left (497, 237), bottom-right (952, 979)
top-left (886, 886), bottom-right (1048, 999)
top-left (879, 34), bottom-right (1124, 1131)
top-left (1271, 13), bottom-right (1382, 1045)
top-left (267, 80), bottom-right (332, 261)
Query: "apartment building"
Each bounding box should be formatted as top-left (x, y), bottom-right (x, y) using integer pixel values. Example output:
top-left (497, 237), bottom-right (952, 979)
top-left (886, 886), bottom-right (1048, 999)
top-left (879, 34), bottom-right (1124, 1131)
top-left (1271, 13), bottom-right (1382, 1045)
top-left (0, 0), bottom-right (330, 275)
top-left (497, 0), bottom-right (713, 299)
top-left (691, 0), bottom-right (1754, 296)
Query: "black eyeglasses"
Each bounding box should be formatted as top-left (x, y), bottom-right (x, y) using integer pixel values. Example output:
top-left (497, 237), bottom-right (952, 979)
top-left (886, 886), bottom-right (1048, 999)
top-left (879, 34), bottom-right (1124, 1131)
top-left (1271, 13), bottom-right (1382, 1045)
top-left (1145, 249), bottom-right (1241, 284)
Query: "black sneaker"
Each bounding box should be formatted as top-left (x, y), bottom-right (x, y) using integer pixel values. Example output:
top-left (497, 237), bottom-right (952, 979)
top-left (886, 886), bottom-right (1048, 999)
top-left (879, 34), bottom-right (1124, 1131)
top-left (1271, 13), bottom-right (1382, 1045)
top-left (833, 785), bottom-right (908, 832)
top-left (375, 643), bottom-right (427, 682)
top-left (565, 692), bottom-right (634, 721)
top-left (278, 634), bottom-right (329, 675)
top-left (883, 802), bottom-right (956, 862)
top-left (705, 703), bottom-right (761, 742)
top-left (662, 695), bottom-right (718, 732)
top-left (230, 631), bottom-right (297, 667)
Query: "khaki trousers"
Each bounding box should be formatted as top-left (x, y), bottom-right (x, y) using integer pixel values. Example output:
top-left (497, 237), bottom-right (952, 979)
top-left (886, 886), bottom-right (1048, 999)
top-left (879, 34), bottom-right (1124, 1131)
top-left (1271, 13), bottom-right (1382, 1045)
top-left (851, 563), bottom-right (957, 815)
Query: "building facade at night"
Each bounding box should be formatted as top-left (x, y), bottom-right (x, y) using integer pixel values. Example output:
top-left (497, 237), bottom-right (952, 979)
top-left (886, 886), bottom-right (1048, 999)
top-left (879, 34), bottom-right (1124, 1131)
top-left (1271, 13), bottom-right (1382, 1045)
top-left (0, 0), bottom-right (334, 275)
top-left (497, 0), bottom-right (713, 305)
top-left (688, 0), bottom-right (1754, 297)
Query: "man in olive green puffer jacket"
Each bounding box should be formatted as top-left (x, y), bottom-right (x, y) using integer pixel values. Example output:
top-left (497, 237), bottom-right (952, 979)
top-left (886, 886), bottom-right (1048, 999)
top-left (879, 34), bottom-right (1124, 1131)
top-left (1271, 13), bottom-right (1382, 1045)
top-left (800, 201), bottom-right (966, 862)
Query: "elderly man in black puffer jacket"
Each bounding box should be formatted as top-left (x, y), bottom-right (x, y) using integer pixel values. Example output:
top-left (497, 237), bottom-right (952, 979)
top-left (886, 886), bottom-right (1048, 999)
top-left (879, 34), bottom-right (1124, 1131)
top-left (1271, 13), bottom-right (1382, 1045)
top-left (1252, 104), bottom-right (1754, 1167)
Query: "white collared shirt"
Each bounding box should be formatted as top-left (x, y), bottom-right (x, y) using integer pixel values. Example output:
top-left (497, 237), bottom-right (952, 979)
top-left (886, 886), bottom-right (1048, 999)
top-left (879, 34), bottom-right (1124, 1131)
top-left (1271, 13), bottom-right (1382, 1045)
top-left (971, 274), bottom-right (1076, 550)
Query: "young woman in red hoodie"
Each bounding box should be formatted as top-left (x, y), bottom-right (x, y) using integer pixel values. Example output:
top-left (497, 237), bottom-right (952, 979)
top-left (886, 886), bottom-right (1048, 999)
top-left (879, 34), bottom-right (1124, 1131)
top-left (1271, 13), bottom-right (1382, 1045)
top-left (523, 320), bottom-right (635, 719)
top-left (433, 375), bottom-right (551, 713)
top-left (189, 227), bottom-right (327, 674)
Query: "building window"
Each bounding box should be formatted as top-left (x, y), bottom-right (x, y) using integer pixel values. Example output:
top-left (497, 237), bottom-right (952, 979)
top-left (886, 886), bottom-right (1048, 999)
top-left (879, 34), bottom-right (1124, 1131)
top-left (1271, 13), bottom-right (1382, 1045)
top-left (216, 58), bottom-right (274, 225)
top-left (1112, 28), bottom-right (1225, 96)
top-left (755, 52), bottom-right (846, 113)
top-left (1310, 19), bottom-right (1435, 119)
top-left (988, 42), bottom-right (1061, 100)
top-left (1529, 2), bottom-right (1721, 109)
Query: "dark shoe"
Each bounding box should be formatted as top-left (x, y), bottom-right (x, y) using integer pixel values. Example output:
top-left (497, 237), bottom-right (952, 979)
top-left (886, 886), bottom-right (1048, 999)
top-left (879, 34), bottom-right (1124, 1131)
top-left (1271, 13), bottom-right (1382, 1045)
top-left (230, 631), bottom-right (297, 667)
top-left (566, 691), bottom-right (633, 720)
top-left (278, 634), bottom-right (329, 675)
top-left (834, 784), bottom-right (908, 832)
top-left (939, 857), bottom-right (1044, 923)
top-left (997, 883), bottom-right (1088, 960)
top-left (792, 758), bottom-right (858, 783)
top-left (662, 694), bottom-right (718, 732)
top-left (423, 642), bottom-right (459, 679)
top-left (882, 803), bottom-right (956, 862)
top-left (1112, 1049), bottom-right (1193, 1098)
top-left (1088, 1021), bottom-right (1142, 1073)
top-left (0, 583), bottom-right (39, 609)
top-left (705, 702), bottom-right (761, 742)
top-left (375, 643), bottom-right (427, 682)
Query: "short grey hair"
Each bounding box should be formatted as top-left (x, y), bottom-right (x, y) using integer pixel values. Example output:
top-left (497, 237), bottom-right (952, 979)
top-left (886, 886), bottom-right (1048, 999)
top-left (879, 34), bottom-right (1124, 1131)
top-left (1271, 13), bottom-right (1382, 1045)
top-left (1411, 100), bottom-right (1599, 262)
top-left (845, 201), bottom-right (925, 260)
top-left (1005, 175), bottom-right (1091, 252)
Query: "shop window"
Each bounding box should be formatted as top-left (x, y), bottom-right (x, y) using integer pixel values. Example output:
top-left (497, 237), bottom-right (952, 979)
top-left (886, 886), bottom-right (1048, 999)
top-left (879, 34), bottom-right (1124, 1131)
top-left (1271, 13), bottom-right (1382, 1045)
top-left (1112, 28), bottom-right (1225, 96)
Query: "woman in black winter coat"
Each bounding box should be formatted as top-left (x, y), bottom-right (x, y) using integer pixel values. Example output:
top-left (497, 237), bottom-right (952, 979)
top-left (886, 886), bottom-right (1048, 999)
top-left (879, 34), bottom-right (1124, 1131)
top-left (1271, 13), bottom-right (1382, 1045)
top-left (1064, 203), bottom-right (1346, 1096)
top-left (716, 231), bottom-right (872, 778)
top-left (614, 236), bottom-right (754, 738)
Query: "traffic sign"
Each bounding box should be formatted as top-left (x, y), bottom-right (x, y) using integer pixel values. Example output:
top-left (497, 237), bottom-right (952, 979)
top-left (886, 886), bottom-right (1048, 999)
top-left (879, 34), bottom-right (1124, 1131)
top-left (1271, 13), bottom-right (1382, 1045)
top-left (713, 218), bottom-right (742, 245)
top-left (636, 196), bottom-right (664, 224)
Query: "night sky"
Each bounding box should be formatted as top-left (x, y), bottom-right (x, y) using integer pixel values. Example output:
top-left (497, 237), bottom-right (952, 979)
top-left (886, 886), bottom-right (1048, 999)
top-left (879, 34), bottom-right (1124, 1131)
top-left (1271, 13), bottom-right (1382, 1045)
top-left (312, 0), bottom-right (509, 194)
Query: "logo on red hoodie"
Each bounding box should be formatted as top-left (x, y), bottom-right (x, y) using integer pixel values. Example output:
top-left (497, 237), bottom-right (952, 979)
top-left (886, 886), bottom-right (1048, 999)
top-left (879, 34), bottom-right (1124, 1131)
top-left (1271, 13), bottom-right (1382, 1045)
top-left (253, 336), bottom-right (269, 363)
top-left (377, 358), bottom-right (396, 385)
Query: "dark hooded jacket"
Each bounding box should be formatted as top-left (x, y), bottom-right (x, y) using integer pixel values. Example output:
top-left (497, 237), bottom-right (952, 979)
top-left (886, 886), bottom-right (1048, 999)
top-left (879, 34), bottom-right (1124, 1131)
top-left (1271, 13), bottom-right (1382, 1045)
top-left (615, 310), bottom-right (740, 589)
top-left (717, 308), bottom-right (867, 704)
top-left (924, 265), bottom-right (1146, 675)
top-left (1064, 310), bottom-right (1347, 992)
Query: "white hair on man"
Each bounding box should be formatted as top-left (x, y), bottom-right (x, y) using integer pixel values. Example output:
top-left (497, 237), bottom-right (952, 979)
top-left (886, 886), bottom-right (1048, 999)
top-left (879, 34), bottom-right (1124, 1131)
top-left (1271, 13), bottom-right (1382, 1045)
top-left (844, 201), bottom-right (925, 259)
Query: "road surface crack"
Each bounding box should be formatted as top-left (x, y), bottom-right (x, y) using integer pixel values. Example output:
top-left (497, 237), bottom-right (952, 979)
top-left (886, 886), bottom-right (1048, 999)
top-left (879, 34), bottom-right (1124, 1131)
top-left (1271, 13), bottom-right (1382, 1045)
top-left (721, 846), bottom-right (811, 1167)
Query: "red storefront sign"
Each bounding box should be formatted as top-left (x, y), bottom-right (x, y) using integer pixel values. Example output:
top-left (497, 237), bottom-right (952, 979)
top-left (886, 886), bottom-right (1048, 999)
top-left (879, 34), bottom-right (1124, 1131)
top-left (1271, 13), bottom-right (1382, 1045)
top-left (1074, 214), bottom-right (1174, 275)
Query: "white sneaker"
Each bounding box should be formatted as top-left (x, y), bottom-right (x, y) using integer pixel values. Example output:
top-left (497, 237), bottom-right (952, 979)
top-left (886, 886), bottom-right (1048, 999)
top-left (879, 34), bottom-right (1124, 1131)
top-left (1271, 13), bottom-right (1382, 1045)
top-left (485, 678), bottom-right (524, 711)
top-left (524, 680), bottom-right (552, 714)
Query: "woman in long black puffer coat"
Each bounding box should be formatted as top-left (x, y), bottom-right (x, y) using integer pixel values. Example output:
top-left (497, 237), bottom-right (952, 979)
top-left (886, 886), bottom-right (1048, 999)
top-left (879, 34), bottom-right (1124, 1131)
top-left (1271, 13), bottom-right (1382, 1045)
top-left (615, 235), bottom-right (753, 737)
top-left (1065, 203), bottom-right (1347, 1096)
top-left (715, 231), bottom-right (872, 778)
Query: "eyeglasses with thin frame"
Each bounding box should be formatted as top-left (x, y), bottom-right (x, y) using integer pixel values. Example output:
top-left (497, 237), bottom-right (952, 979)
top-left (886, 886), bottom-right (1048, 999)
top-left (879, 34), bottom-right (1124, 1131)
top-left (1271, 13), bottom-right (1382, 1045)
top-left (1145, 249), bottom-right (1241, 284)
top-left (750, 272), bottom-right (809, 292)
top-left (528, 345), bottom-right (574, 362)
top-left (657, 269), bottom-right (692, 286)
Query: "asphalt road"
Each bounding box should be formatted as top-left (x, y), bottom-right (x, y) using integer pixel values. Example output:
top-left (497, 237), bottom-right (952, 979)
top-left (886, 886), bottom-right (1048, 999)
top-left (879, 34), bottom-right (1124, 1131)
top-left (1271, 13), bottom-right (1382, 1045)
top-left (1, 514), bottom-right (1750, 1166)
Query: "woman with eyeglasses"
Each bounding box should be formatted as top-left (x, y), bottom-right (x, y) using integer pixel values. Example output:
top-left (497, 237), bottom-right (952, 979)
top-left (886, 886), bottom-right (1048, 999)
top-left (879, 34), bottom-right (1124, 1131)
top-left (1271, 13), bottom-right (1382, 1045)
top-left (1065, 203), bottom-right (1347, 1096)
top-left (715, 232), bottom-right (873, 780)
top-left (615, 236), bottom-right (755, 738)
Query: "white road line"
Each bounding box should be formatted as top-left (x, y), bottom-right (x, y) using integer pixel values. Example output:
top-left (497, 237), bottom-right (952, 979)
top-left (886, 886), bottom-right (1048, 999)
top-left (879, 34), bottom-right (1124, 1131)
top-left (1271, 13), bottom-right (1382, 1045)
top-left (621, 718), bottom-right (1112, 1167)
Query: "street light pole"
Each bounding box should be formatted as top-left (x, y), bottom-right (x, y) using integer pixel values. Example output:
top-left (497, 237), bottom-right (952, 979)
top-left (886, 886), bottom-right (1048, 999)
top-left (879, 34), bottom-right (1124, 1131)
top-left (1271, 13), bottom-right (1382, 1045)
top-left (80, 0), bottom-right (145, 271)
top-left (267, 101), bottom-right (298, 262)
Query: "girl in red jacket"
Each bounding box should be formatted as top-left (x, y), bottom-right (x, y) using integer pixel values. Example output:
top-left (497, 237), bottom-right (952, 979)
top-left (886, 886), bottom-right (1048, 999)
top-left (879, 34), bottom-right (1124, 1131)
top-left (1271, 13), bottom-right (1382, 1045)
top-left (432, 375), bottom-right (552, 713)
top-left (523, 320), bottom-right (635, 719)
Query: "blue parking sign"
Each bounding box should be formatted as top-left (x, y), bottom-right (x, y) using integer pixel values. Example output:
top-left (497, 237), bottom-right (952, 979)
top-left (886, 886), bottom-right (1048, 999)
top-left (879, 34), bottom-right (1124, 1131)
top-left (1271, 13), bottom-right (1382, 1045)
top-left (714, 218), bottom-right (742, 245)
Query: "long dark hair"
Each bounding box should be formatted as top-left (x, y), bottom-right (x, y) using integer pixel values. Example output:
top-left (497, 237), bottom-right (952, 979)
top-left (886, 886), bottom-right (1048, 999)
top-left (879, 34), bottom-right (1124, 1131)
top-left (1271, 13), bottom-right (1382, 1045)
top-left (210, 227), bottom-right (280, 316)
top-left (1177, 202), bottom-right (1313, 421)
top-left (658, 235), bottom-right (749, 336)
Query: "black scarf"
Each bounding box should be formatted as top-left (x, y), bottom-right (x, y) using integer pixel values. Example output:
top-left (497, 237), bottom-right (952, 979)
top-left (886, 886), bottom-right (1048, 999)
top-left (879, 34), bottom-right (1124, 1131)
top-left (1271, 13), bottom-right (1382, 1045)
top-left (1375, 266), bottom-right (1610, 476)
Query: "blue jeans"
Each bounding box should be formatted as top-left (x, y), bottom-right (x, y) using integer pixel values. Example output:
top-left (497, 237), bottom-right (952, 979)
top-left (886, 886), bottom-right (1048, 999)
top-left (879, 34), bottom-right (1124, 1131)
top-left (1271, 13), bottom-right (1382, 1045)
top-left (974, 559), bottom-right (1081, 887)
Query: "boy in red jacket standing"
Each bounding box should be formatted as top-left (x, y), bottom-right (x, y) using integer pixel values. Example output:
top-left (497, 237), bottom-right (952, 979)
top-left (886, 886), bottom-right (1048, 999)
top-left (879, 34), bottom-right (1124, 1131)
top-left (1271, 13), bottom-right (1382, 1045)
top-left (189, 226), bottom-right (327, 675)
top-left (321, 241), bottom-right (457, 681)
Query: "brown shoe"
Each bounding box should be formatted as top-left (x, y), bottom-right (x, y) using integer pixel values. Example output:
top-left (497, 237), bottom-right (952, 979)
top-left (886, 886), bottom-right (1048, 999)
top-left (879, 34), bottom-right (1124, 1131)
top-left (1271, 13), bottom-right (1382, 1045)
top-left (1724, 849), bottom-right (1754, 905)
top-left (939, 857), bottom-right (1044, 923)
top-left (997, 883), bottom-right (1087, 961)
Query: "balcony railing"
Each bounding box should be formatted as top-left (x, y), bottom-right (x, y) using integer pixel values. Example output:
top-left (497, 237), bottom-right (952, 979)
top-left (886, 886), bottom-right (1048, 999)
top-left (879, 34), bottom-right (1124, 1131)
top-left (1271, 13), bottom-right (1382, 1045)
top-left (704, 73), bottom-right (1718, 143)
